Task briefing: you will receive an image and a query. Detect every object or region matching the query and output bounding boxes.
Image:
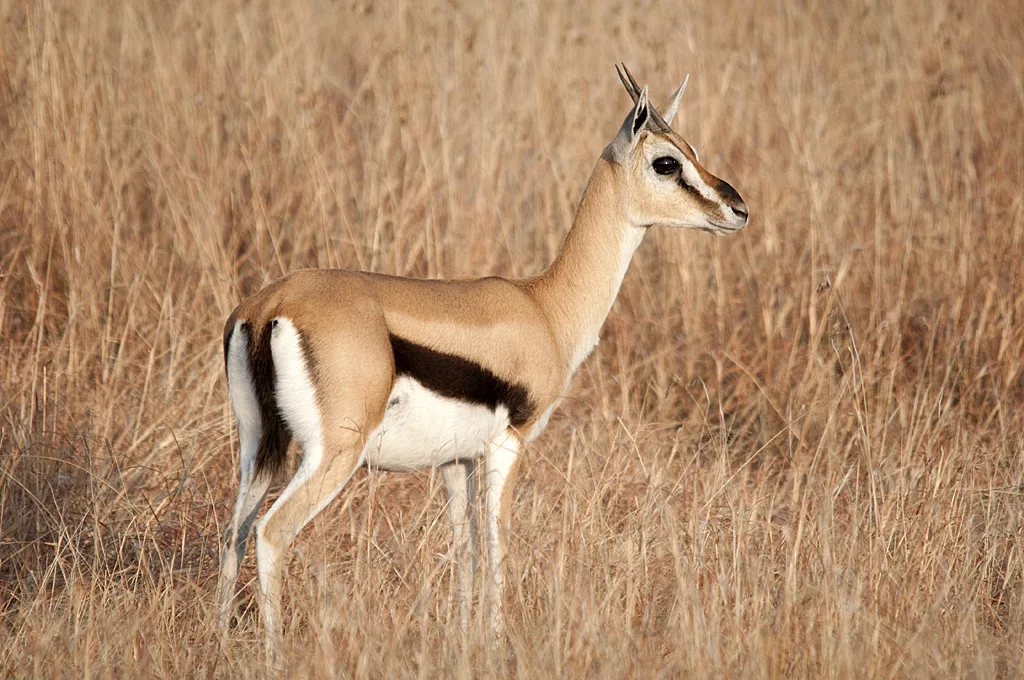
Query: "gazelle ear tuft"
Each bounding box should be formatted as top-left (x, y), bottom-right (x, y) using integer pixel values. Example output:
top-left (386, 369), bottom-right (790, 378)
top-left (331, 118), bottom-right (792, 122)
top-left (663, 74), bottom-right (689, 126)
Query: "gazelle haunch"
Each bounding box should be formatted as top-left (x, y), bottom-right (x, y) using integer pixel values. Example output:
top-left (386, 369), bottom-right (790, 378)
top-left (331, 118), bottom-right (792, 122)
top-left (217, 64), bottom-right (748, 659)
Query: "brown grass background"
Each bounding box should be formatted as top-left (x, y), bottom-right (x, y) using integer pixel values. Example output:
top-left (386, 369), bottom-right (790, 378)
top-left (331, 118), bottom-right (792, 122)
top-left (2, 0), bottom-right (1024, 676)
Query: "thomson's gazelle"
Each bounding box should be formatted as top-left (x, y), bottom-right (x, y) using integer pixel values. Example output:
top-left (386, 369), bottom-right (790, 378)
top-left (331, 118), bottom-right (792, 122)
top-left (218, 64), bottom-right (748, 659)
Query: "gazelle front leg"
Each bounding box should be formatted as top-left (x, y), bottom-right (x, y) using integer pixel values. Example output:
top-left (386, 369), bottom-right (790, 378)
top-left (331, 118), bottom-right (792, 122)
top-left (484, 431), bottom-right (521, 634)
top-left (441, 460), bottom-right (478, 631)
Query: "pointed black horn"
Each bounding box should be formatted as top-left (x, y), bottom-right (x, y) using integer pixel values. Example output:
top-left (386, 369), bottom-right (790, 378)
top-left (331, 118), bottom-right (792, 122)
top-left (615, 63), bottom-right (671, 133)
top-left (616, 63), bottom-right (640, 103)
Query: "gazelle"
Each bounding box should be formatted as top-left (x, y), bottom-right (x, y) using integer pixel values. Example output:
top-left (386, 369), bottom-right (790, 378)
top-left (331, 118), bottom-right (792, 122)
top-left (217, 64), bottom-right (748, 660)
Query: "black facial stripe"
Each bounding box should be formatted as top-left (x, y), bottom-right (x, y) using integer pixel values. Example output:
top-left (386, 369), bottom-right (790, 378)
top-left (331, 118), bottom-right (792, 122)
top-left (677, 175), bottom-right (720, 213)
top-left (389, 334), bottom-right (534, 427)
top-left (676, 173), bottom-right (700, 193)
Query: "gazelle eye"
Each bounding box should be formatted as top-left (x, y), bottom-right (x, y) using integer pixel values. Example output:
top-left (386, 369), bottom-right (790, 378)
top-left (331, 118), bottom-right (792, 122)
top-left (652, 156), bottom-right (680, 175)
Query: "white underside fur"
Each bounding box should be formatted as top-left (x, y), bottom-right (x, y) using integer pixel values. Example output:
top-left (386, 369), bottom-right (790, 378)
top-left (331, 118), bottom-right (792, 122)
top-left (365, 376), bottom-right (511, 472)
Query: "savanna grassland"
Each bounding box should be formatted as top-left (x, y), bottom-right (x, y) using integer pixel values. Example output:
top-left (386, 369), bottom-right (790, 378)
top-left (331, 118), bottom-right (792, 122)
top-left (2, 0), bottom-right (1024, 676)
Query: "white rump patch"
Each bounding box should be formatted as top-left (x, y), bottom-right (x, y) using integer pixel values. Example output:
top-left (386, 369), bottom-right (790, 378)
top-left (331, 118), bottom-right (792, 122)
top-left (227, 321), bottom-right (259, 434)
top-left (226, 320), bottom-right (261, 478)
top-left (365, 376), bottom-right (510, 472)
top-left (269, 318), bottom-right (324, 479)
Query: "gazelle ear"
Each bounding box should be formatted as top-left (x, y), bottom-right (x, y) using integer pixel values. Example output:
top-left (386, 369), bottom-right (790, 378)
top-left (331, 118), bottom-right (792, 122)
top-left (606, 81), bottom-right (650, 163)
top-left (627, 86), bottom-right (650, 147)
top-left (663, 74), bottom-right (689, 125)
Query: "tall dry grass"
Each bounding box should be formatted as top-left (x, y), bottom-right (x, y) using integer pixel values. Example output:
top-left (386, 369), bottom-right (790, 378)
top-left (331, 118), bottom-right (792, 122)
top-left (2, 0), bottom-right (1023, 676)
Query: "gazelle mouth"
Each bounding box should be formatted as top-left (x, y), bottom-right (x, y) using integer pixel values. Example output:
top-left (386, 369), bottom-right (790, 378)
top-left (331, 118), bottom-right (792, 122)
top-left (706, 221), bottom-right (744, 236)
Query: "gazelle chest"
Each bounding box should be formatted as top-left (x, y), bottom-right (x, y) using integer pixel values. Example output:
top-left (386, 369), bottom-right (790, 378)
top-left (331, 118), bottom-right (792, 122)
top-left (364, 376), bottom-right (511, 472)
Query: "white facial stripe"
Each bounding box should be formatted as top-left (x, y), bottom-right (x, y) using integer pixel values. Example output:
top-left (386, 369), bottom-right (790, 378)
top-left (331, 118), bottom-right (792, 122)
top-left (685, 140), bottom-right (700, 162)
top-left (680, 157), bottom-right (719, 202)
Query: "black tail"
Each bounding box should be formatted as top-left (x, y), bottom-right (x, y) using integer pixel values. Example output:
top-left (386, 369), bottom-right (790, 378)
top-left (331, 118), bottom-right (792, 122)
top-left (246, 320), bottom-right (291, 478)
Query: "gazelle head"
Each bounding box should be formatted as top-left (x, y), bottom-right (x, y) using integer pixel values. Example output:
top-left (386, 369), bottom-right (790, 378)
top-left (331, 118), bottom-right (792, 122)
top-left (603, 64), bottom-right (748, 236)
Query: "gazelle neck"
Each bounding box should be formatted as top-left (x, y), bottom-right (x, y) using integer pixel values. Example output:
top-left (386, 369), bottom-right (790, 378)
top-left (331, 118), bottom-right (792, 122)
top-left (530, 158), bottom-right (646, 375)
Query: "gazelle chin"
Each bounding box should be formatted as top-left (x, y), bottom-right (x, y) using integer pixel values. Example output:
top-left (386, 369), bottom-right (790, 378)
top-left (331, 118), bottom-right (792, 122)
top-left (217, 64), bottom-right (749, 662)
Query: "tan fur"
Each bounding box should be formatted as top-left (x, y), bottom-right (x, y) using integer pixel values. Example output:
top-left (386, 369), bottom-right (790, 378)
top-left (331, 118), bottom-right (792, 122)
top-left (218, 67), bottom-right (748, 662)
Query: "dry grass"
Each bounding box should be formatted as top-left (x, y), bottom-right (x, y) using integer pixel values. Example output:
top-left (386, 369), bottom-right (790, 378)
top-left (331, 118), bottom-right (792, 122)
top-left (2, 0), bottom-right (1024, 676)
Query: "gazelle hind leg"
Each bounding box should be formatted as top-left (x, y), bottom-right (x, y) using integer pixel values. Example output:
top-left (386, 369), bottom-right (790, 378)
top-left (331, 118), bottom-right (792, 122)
top-left (254, 430), bottom-right (367, 663)
top-left (254, 317), bottom-right (388, 664)
top-left (441, 460), bottom-right (478, 630)
top-left (484, 431), bottom-right (521, 635)
top-left (219, 320), bottom-right (275, 639)
top-left (217, 440), bottom-right (271, 638)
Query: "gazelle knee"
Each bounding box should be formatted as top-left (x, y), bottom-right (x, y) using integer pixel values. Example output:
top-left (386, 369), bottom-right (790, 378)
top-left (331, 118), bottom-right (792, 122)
top-left (254, 517), bottom-right (285, 574)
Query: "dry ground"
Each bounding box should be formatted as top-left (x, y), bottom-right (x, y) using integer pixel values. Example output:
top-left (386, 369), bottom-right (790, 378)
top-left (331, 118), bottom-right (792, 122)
top-left (2, 0), bottom-right (1024, 676)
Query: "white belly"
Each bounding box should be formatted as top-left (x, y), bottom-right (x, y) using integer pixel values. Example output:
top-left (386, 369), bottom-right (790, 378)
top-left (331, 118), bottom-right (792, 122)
top-left (363, 376), bottom-right (510, 472)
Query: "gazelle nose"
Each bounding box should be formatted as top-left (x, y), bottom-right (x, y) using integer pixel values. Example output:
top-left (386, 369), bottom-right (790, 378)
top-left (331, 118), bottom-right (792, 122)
top-left (711, 178), bottom-right (748, 228)
top-left (717, 180), bottom-right (745, 211)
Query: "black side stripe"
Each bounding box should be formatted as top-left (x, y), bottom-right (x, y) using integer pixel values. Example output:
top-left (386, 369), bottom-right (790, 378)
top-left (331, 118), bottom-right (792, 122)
top-left (246, 321), bottom-right (291, 478)
top-left (388, 334), bottom-right (534, 427)
top-left (296, 328), bottom-right (320, 389)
